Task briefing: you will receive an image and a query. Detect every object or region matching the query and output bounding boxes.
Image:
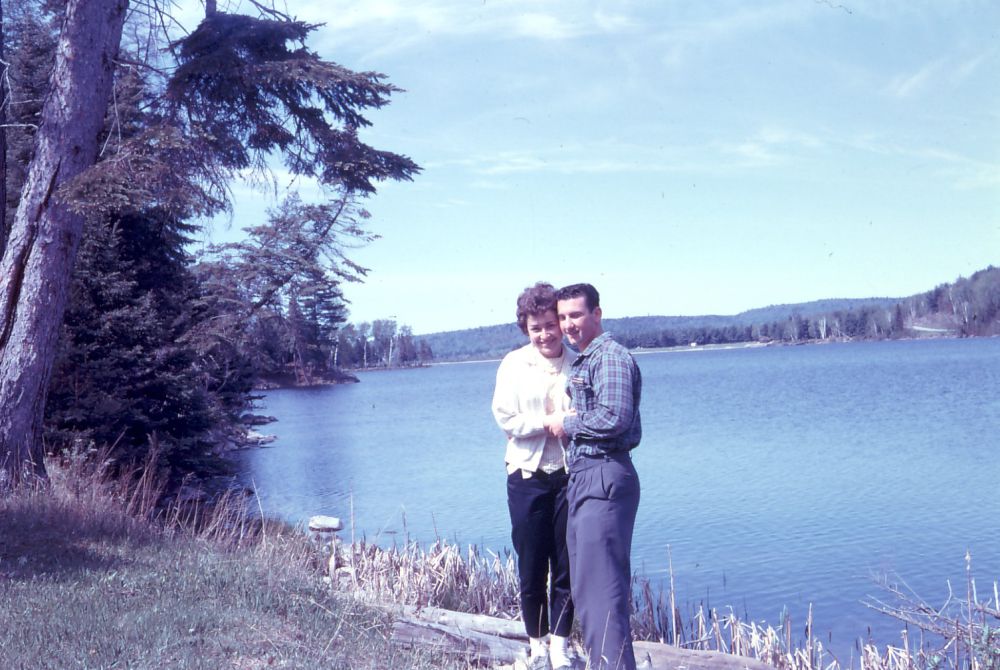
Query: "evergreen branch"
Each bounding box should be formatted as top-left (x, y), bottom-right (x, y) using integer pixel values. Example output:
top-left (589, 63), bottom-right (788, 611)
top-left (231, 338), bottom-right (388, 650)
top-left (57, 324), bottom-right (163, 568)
top-left (246, 0), bottom-right (293, 23)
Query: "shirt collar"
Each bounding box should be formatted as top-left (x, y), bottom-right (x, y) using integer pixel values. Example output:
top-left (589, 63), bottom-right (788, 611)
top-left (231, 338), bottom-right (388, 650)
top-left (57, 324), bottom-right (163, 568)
top-left (574, 331), bottom-right (612, 358)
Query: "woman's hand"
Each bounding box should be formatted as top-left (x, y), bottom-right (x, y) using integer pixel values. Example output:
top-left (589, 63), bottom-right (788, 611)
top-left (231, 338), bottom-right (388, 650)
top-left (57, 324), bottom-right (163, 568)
top-left (543, 409), bottom-right (575, 439)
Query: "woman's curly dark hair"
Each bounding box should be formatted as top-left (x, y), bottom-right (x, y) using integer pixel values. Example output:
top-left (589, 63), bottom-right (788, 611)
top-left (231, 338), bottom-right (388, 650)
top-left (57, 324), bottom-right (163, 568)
top-left (515, 282), bottom-right (558, 334)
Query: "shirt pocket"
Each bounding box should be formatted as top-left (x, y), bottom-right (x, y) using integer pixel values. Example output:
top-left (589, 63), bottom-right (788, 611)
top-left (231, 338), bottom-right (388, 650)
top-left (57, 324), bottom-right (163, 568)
top-left (570, 376), bottom-right (596, 411)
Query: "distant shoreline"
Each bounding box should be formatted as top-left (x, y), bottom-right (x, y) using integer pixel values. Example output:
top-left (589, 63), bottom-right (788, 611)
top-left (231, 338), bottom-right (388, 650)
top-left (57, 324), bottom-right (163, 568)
top-left (309, 333), bottom-right (984, 374)
top-left (415, 331), bottom-right (980, 367)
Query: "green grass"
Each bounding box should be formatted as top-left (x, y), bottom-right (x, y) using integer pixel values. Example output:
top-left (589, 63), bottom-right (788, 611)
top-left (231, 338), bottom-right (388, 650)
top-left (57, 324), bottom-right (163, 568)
top-left (0, 457), bottom-right (465, 669)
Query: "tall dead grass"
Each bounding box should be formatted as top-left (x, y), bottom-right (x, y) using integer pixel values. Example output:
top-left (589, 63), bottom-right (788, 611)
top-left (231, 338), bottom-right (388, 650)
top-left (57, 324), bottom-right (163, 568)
top-left (339, 538), bottom-right (521, 618)
top-left (0, 447), bottom-right (469, 669)
top-left (335, 529), bottom-right (999, 670)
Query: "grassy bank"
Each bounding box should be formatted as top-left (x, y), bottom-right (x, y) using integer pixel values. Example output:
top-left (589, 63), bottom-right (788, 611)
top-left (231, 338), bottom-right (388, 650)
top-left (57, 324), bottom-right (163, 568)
top-left (0, 456), bottom-right (459, 669)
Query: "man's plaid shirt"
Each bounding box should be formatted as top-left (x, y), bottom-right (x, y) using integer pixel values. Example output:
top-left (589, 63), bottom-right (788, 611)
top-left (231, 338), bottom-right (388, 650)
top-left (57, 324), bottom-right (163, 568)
top-left (563, 332), bottom-right (642, 467)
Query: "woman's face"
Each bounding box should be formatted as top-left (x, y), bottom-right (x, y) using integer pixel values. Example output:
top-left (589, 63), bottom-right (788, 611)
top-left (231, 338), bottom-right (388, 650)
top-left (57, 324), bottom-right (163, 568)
top-left (526, 310), bottom-right (563, 359)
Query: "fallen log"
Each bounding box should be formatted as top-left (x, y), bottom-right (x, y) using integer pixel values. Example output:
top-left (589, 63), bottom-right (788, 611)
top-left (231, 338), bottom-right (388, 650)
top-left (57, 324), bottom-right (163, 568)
top-left (389, 608), bottom-right (777, 670)
top-left (633, 641), bottom-right (777, 670)
top-left (390, 618), bottom-right (527, 665)
top-left (393, 605), bottom-right (526, 639)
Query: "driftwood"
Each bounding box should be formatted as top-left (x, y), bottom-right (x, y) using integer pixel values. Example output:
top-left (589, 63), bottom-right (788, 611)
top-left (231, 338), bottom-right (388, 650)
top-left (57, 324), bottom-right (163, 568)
top-left (633, 641), bottom-right (776, 670)
top-left (389, 606), bottom-right (776, 670)
top-left (390, 619), bottom-right (528, 665)
top-left (394, 605), bottom-right (527, 639)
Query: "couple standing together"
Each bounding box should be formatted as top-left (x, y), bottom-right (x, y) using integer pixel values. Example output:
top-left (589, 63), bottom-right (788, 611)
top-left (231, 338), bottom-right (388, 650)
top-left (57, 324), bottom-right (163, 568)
top-left (492, 282), bottom-right (643, 670)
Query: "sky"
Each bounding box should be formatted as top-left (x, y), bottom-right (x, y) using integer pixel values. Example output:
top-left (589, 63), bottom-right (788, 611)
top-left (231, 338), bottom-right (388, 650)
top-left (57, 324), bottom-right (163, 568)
top-left (178, 0), bottom-right (999, 335)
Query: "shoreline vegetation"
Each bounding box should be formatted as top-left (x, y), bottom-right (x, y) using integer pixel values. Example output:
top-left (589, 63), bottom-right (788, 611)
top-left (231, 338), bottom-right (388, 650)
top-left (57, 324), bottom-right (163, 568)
top-left (3, 455), bottom-right (996, 669)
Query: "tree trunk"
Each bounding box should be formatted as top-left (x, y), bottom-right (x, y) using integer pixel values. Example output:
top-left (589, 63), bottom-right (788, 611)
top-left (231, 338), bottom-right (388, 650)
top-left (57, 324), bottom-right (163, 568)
top-left (0, 0), bottom-right (129, 488)
top-left (0, 0), bottom-right (8, 259)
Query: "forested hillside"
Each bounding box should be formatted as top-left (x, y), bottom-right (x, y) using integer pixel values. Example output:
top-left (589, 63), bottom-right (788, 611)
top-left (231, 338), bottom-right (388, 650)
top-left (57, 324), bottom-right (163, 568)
top-left (413, 268), bottom-right (1000, 362)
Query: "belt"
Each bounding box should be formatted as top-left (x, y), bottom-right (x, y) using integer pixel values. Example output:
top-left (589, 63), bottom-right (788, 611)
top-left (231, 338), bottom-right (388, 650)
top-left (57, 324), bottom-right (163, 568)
top-left (516, 466), bottom-right (567, 479)
top-left (568, 449), bottom-right (632, 473)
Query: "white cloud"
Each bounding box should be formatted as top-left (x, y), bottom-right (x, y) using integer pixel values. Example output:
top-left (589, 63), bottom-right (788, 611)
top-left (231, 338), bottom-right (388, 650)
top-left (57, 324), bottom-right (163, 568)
top-left (954, 52), bottom-right (989, 81)
top-left (915, 149), bottom-right (1000, 190)
top-left (717, 126), bottom-right (825, 166)
top-left (512, 12), bottom-right (581, 40)
top-left (722, 141), bottom-right (782, 166)
top-left (886, 47), bottom-right (997, 98)
top-left (886, 59), bottom-right (945, 98)
top-left (434, 197), bottom-right (471, 209)
top-left (469, 179), bottom-right (512, 191)
top-left (592, 10), bottom-right (636, 33)
top-left (294, 0), bottom-right (627, 53)
top-left (432, 140), bottom-right (735, 177)
top-left (310, 1), bottom-right (452, 34)
top-left (476, 153), bottom-right (551, 175)
top-left (652, 2), bottom-right (811, 69)
top-left (840, 134), bottom-right (1000, 191)
top-left (757, 127), bottom-right (824, 149)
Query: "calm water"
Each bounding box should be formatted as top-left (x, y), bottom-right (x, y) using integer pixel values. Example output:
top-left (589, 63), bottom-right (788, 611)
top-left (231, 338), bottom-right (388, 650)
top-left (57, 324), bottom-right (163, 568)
top-left (234, 337), bottom-right (1000, 659)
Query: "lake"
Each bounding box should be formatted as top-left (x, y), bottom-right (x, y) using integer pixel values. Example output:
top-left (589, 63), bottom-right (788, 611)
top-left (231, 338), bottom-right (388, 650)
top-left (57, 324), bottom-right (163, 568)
top-left (233, 336), bottom-right (1000, 660)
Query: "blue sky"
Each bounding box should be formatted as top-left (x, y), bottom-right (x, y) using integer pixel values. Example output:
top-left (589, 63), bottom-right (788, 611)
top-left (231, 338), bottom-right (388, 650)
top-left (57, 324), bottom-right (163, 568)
top-left (183, 1), bottom-right (999, 334)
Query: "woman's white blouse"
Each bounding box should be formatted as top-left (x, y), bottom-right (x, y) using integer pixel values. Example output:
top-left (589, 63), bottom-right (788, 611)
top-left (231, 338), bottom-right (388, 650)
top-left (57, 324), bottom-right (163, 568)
top-left (491, 342), bottom-right (574, 474)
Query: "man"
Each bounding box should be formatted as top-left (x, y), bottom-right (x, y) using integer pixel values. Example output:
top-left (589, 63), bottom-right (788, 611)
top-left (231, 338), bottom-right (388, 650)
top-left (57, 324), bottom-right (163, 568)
top-left (547, 283), bottom-right (642, 670)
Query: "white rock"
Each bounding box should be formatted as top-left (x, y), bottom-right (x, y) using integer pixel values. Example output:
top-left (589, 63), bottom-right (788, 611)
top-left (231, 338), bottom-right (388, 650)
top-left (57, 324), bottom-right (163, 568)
top-left (308, 515), bottom-right (343, 532)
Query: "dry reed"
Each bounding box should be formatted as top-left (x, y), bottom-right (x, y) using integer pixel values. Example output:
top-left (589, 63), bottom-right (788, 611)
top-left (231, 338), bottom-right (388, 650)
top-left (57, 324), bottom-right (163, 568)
top-left (330, 530), bottom-right (999, 670)
top-left (339, 537), bottom-right (522, 619)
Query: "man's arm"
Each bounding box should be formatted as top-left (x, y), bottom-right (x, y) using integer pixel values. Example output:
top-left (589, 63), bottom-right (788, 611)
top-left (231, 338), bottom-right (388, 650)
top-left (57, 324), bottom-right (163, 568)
top-left (563, 350), bottom-right (636, 441)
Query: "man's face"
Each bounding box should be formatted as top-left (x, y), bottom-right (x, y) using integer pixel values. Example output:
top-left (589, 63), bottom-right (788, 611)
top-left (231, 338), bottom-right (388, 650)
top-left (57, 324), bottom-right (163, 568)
top-left (557, 295), bottom-right (602, 350)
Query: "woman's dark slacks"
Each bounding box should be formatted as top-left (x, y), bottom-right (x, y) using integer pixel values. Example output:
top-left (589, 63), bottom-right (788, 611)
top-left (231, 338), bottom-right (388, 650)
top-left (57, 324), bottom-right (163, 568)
top-left (507, 468), bottom-right (574, 638)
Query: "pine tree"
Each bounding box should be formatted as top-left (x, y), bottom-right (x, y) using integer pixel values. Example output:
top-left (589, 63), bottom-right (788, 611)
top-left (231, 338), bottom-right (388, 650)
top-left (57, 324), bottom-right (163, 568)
top-left (1, 4), bottom-right (419, 484)
top-left (46, 210), bottom-right (226, 477)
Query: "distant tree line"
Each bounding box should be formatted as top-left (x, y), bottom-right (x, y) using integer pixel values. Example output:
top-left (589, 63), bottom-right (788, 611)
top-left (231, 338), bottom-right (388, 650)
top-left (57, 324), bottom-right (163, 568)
top-left (1, 2), bottom-right (417, 483)
top-left (615, 266), bottom-right (1000, 349)
top-left (416, 267), bottom-right (1000, 362)
top-left (333, 321), bottom-right (433, 371)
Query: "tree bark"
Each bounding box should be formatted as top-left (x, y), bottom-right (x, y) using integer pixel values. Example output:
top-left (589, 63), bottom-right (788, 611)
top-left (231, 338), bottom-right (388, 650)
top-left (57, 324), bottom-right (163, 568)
top-left (0, 0), bottom-right (129, 488)
top-left (390, 619), bottom-right (529, 666)
top-left (1, 0), bottom-right (8, 259)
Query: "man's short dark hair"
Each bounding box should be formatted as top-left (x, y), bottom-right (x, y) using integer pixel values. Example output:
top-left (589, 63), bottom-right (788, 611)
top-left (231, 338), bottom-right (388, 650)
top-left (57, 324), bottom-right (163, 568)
top-left (515, 282), bottom-right (558, 334)
top-left (556, 283), bottom-right (600, 312)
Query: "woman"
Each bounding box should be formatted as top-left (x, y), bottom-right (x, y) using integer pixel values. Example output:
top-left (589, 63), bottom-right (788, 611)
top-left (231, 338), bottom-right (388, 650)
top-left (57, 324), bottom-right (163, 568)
top-left (492, 282), bottom-right (576, 670)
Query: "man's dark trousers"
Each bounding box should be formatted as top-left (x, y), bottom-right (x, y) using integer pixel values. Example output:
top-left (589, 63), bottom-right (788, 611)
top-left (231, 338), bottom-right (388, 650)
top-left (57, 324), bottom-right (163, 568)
top-left (507, 468), bottom-right (574, 638)
top-left (567, 452), bottom-right (640, 670)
